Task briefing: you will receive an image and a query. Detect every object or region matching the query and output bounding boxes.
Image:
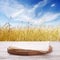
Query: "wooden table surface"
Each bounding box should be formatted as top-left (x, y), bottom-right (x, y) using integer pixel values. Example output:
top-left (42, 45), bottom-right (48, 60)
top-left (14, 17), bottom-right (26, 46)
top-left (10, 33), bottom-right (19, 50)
top-left (0, 42), bottom-right (60, 60)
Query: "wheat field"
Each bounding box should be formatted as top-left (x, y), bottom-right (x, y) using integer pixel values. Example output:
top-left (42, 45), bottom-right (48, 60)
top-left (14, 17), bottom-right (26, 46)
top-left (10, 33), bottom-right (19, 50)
top-left (0, 24), bottom-right (60, 41)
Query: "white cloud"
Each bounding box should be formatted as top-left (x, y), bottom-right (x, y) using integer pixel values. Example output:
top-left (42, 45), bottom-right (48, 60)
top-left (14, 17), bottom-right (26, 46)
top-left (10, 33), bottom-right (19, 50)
top-left (51, 4), bottom-right (56, 7)
top-left (0, 0), bottom-right (25, 17)
top-left (11, 9), bottom-right (24, 18)
top-left (10, 0), bottom-right (49, 23)
top-left (32, 0), bottom-right (48, 11)
top-left (0, 0), bottom-right (60, 27)
top-left (38, 13), bottom-right (60, 22)
top-left (0, 0), bottom-right (48, 19)
top-left (12, 12), bottom-right (60, 26)
top-left (32, 13), bottom-right (60, 25)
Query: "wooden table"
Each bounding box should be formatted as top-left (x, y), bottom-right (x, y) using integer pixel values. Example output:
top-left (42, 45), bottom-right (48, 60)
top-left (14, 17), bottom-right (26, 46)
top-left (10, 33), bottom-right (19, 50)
top-left (0, 42), bottom-right (60, 60)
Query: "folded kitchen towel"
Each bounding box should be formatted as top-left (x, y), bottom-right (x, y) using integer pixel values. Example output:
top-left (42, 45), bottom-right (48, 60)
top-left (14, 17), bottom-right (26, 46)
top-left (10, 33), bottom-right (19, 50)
top-left (7, 42), bottom-right (52, 55)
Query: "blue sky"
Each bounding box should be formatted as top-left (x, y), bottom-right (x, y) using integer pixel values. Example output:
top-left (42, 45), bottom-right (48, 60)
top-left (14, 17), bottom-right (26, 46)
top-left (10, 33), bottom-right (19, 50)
top-left (0, 0), bottom-right (60, 28)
